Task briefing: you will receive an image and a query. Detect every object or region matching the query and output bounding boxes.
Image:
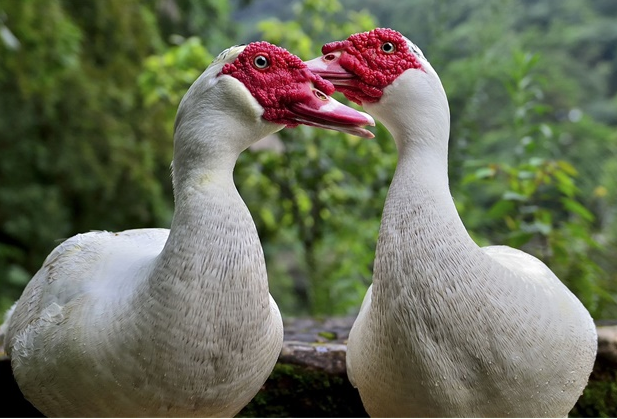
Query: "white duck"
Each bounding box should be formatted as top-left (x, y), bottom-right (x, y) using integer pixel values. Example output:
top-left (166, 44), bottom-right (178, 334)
top-left (307, 28), bottom-right (597, 417)
top-left (0, 41), bottom-right (374, 417)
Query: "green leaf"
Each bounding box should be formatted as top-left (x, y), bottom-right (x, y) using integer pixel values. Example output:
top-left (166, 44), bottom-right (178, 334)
top-left (472, 166), bottom-right (497, 180)
top-left (553, 170), bottom-right (577, 197)
top-left (506, 231), bottom-right (535, 248)
top-left (487, 200), bottom-right (516, 219)
top-left (556, 160), bottom-right (578, 176)
top-left (561, 198), bottom-right (595, 222)
top-left (502, 191), bottom-right (528, 201)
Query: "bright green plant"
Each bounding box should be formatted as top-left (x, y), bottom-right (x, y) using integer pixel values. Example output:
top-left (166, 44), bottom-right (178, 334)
top-left (0, 0), bottom-right (168, 313)
top-left (460, 51), bottom-right (612, 316)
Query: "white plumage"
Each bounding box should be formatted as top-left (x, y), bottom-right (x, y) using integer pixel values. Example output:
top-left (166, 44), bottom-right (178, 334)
top-left (308, 28), bottom-right (597, 417)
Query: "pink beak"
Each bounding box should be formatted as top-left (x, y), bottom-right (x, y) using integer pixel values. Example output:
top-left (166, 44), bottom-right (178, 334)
top-left (304, 53), bottom-right (356, 85)
top-left (289, 82), bottom-right (374, 138)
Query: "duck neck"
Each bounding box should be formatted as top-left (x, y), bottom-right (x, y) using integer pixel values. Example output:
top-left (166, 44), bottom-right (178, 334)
top-left (380, 135), bottom-right (474, 254)
top-left (153, 168), bottom-right (267, 296)
top-left (368, 75), bottom-right (483, 299)
top-left (144, 77), bottom-right (277, 305)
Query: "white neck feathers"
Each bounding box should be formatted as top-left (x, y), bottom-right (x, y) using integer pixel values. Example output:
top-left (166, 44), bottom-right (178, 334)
top-left (369, 67), bottom-right (483, 295)
top-left (145, 74), bottom-right (277, 302)
top-left (172, 75), bottom-right (281, 193)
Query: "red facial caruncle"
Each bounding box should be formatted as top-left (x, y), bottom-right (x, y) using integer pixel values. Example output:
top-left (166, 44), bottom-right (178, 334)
top-left (318, 28), bottom-right (423, 105)
top-left (219, 42), bottom-right (335, 127)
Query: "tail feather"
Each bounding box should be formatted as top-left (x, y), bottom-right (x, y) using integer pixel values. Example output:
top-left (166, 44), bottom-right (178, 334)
top-left (0, 302), bottom-right (17, 360)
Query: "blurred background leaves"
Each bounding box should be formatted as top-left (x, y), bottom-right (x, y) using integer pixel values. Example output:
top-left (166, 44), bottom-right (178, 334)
top-left (0, 0), bottom-right (615, 318)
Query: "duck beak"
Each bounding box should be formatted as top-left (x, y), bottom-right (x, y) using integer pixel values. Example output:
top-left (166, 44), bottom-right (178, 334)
top-left (305, 52), bottom-right (356, 86)
top-left (288, 82), bottom-right (374, 138)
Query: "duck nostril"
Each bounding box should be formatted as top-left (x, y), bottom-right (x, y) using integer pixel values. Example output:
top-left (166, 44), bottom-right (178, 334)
top-left (313, 89), bottom-right (328, 101)
top-left (324, 53), bottom-right (337, 61)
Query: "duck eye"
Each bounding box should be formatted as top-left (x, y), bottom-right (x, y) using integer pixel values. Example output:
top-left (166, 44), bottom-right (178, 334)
top-left (253, 55), bottom-right (270, 69)
top-left (381, 42), bottom-right (396, 54)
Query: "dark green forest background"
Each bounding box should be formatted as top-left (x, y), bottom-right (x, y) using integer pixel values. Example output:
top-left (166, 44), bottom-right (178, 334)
top-left (0, 0), bottom-right (615, 319)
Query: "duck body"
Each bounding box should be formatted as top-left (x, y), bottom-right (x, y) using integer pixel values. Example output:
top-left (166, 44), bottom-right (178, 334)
top-left (2, 41), bottom-right (374, 417)
top-left (8, 185), bottom-right (281, 417)
top-left (347, 153), bottom-right (596, 417)
top-left (308, 28), bottom-right (597, 417)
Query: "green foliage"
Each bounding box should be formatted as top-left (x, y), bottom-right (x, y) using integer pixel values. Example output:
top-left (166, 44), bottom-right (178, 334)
top-left (0, 0), bottom-right (172, 312)
top-left (1, 0), bottom-right (615, 320)
top-left (460, 49), bottom-right (613, 316)
top-left (138, 35), bottom-right (214, 139)
top-left (155, 0), bottom-right (237, 52)
top-left (257, 0), bottom-right (376, 58)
